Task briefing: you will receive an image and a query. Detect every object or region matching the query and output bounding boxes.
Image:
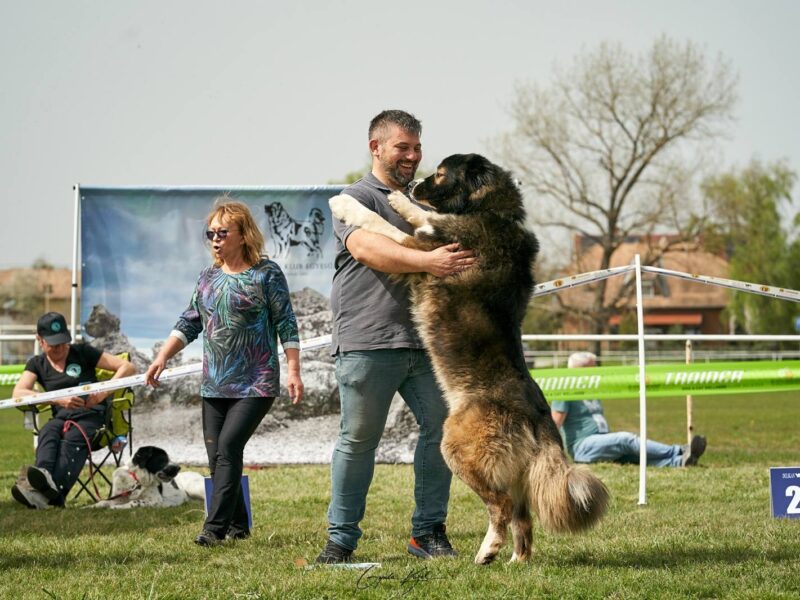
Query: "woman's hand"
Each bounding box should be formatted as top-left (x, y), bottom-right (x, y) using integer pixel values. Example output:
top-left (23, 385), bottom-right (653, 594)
top-left (286, 370), bottom-right (304, 405)
top-left (53, 395), bottom-right (88, 409)
top-left (145, 357), bottom-right (168, 388)
top-left (86, 392), bottom-right (108, 408)
top-left (145, 336), bottom-right (186, 388)
top-left (283, 348), bottom-right (303, 404)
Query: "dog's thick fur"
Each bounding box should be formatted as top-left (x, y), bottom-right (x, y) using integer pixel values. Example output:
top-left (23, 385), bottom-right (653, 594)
top-left (330, 154), bottom-right (609, 564)
top-left (93, 446), bottom-right (205, 509)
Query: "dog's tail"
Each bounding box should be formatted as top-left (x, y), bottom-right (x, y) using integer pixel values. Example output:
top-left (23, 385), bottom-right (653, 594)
top-left (529, 442), bottom-right (609, 534)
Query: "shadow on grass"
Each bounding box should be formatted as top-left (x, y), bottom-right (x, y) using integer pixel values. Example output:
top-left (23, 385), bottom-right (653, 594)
top-left (345, 544), bottom-right (798, 571)
top-left (0, 501), bottom-right (204, 539)
top-left (560, 544), bottom-right (798, 569)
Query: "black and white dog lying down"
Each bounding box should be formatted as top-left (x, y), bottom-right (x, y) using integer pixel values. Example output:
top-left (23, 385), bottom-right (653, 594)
top-left (93, 446), bottom-right (205, 509)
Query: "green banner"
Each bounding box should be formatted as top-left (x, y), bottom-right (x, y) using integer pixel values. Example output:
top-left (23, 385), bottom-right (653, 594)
top-left (0, 364), bottom-right (23, 387)
top-left (531, 361), bottom-right (800, 401)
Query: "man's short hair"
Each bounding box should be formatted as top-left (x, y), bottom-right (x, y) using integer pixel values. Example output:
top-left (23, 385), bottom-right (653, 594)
top-left (568, 352), bottom-right (597, 369)
top-left (368, 110), bottom-right (422, 141)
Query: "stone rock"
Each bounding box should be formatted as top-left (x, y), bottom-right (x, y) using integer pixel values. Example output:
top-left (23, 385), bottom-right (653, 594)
top-left (82, 304), bottom-right (168, 405)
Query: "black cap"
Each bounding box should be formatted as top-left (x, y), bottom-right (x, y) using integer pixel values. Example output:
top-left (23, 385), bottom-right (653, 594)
top-left (36, 312), bottom-right (71, 345)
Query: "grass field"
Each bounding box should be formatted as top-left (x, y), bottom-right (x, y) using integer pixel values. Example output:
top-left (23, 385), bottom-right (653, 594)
top-left (1, 393), bottom-right (800, 599)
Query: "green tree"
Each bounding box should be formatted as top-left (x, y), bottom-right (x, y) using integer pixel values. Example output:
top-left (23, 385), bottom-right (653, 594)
top-left (328, 166), bottom-right (370, 185)
top-left (31, 257), bottom-right (55, 270)
top-left (701, 161), bottom-right (798, 334)
top-left (496, 36), bottom-right (738, 350)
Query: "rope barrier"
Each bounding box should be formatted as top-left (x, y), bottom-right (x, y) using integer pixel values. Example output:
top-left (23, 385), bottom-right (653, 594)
top-left (533, 265), bottom-right (634, 297)
top-left (641, 266), bottom-right (800, 303)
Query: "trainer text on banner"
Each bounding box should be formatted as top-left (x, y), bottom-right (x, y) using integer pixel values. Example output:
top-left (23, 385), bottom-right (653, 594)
top-left (533, 361), bottom-right (800, 401)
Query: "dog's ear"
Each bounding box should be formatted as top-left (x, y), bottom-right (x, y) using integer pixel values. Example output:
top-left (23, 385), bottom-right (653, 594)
top-left (131, 446), bottom-right (154, 468)
top-left (463, 154), bottom-right (496, 193)
top-left (158, 463), bottom-right (181, 482)
top-left (133, 446), bottom-right (170, 474)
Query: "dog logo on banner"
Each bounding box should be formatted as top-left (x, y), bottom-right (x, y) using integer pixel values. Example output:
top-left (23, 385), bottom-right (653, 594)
top-left (264, 203), bottom-right (326, 259)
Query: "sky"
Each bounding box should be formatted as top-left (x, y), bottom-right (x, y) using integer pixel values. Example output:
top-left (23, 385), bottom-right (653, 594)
top-left (1, 0), bottom-right (799, 269)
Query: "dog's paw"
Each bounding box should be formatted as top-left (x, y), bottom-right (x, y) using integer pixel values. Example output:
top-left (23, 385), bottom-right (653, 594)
top-left (474, 551), bottom-right (498, 565)
top-left (329, 194), bottom-right (359, 222)
top-left (387, 190), bottom-right (412, 211)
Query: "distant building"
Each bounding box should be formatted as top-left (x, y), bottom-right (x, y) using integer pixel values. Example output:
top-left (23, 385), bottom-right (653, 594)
top-left (0, 267), bottom-right (73, 325)
top-left (560, 235), bottom-right (730, 336)
top-left (0, 268), bottom-right (73, 364)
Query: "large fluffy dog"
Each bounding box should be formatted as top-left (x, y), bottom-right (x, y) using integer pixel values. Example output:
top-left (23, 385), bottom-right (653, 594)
top-left (93, 446), bottom-right (205, 509)
top-left (329, 154), bottom-right (609, 564)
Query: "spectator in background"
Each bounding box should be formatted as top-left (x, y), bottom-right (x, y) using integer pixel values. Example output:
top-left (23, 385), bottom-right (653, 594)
top-left (550, 351), bottom-right (706, 467)
top-left (11, 311), bottom-right (135, 508)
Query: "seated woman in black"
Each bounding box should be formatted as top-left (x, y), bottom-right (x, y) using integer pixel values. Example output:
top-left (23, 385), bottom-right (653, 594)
top-left (11, 312), bottom-right (135, 508)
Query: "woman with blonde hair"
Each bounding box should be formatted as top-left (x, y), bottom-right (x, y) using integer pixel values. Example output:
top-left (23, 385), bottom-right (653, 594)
top-left (146, 197), bottom-right (303, 546)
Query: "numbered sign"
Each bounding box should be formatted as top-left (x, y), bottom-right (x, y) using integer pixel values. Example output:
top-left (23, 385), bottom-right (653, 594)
top-left (769, 467), bottom-right (800, 518)
top-left (204, 475), bottom-right (253, 529)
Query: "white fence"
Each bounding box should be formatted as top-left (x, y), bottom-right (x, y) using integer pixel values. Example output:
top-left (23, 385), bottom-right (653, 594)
top-left (530, 257), bottom-right (800, 505)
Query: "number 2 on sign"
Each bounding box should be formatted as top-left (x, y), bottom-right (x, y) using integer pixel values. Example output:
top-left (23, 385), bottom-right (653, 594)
top-left (787, 485), bottom-right (800, 514)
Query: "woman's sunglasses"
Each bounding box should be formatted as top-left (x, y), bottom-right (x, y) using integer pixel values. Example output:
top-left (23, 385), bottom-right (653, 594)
top-left (205, 229), bottom-right (235, 240)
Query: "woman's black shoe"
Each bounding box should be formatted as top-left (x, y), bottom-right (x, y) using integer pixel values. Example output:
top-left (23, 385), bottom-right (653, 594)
top-left (194, 529), bottom-right (224, 547)
top-left (226, 527), bottom-right (251, 540)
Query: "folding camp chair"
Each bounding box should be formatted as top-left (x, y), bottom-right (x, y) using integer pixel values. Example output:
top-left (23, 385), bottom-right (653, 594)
top-left (18, 352), bottom-right (135, 502)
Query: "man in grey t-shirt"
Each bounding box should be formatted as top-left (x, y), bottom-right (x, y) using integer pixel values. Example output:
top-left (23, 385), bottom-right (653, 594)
top-left (316, 110), bottom-right (476, 564)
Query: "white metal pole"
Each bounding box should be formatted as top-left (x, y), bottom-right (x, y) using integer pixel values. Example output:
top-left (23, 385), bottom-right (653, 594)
top-left (686, 339), bottom-right (694, 446)
top-left (634, 254), bottom-right (648, 505)
top-left (71, 185), bottom-right (80, 340)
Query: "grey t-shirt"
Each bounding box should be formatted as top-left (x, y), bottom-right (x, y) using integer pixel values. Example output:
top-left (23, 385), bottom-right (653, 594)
top-left (330, 172), bottom-right (426, 354)
top-left (550, 399), bottom-right (610, 457)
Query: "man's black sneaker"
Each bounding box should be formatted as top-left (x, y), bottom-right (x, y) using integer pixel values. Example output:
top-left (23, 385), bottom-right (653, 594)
top-left (315, 539), bottom-right (353, 564)
top-left (681, 435), bottom-right (707, 467)
top-left (194, 529), bottom-right (224, 547)
top-left (407, 524), bottom-right (458, 559)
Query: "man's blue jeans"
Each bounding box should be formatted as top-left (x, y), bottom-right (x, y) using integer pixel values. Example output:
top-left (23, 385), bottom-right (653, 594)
top-left (573, 432), bottom-right (684, 467)
top-left (327, 349), bottom-right (451, 551)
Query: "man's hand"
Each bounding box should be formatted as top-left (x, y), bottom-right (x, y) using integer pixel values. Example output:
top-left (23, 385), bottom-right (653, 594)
top-left (426, 243), bottom-right (477, 278)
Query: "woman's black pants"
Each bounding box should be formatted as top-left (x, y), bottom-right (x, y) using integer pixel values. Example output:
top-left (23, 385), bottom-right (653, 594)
top-left (201, 396), bottom-right (273, 537)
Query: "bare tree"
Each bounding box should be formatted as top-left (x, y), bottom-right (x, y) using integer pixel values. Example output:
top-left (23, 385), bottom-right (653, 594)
top-left (498, 36), bottom-right (738, 342)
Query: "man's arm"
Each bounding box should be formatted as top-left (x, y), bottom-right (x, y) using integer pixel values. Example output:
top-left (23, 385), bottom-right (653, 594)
top-left (345, 229), bottom-right (475, 278)
top-left (551, 410), bottom-right (566, 429)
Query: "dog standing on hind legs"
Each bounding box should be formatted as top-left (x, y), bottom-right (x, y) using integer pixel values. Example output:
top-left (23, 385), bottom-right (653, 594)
top-left (329, 153), bottom-right (609, 564)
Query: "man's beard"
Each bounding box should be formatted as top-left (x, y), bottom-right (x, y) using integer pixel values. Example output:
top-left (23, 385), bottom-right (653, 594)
top-left (383, 160), bottom-right (417, 189)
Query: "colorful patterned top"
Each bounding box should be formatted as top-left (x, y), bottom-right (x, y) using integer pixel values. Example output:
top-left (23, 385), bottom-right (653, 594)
top-left (171, 259), bottom-right (300, 398)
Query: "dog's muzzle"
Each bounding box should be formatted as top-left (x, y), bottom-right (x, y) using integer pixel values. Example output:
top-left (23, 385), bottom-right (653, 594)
top-left (408, 178), bottom-right (425, 201)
